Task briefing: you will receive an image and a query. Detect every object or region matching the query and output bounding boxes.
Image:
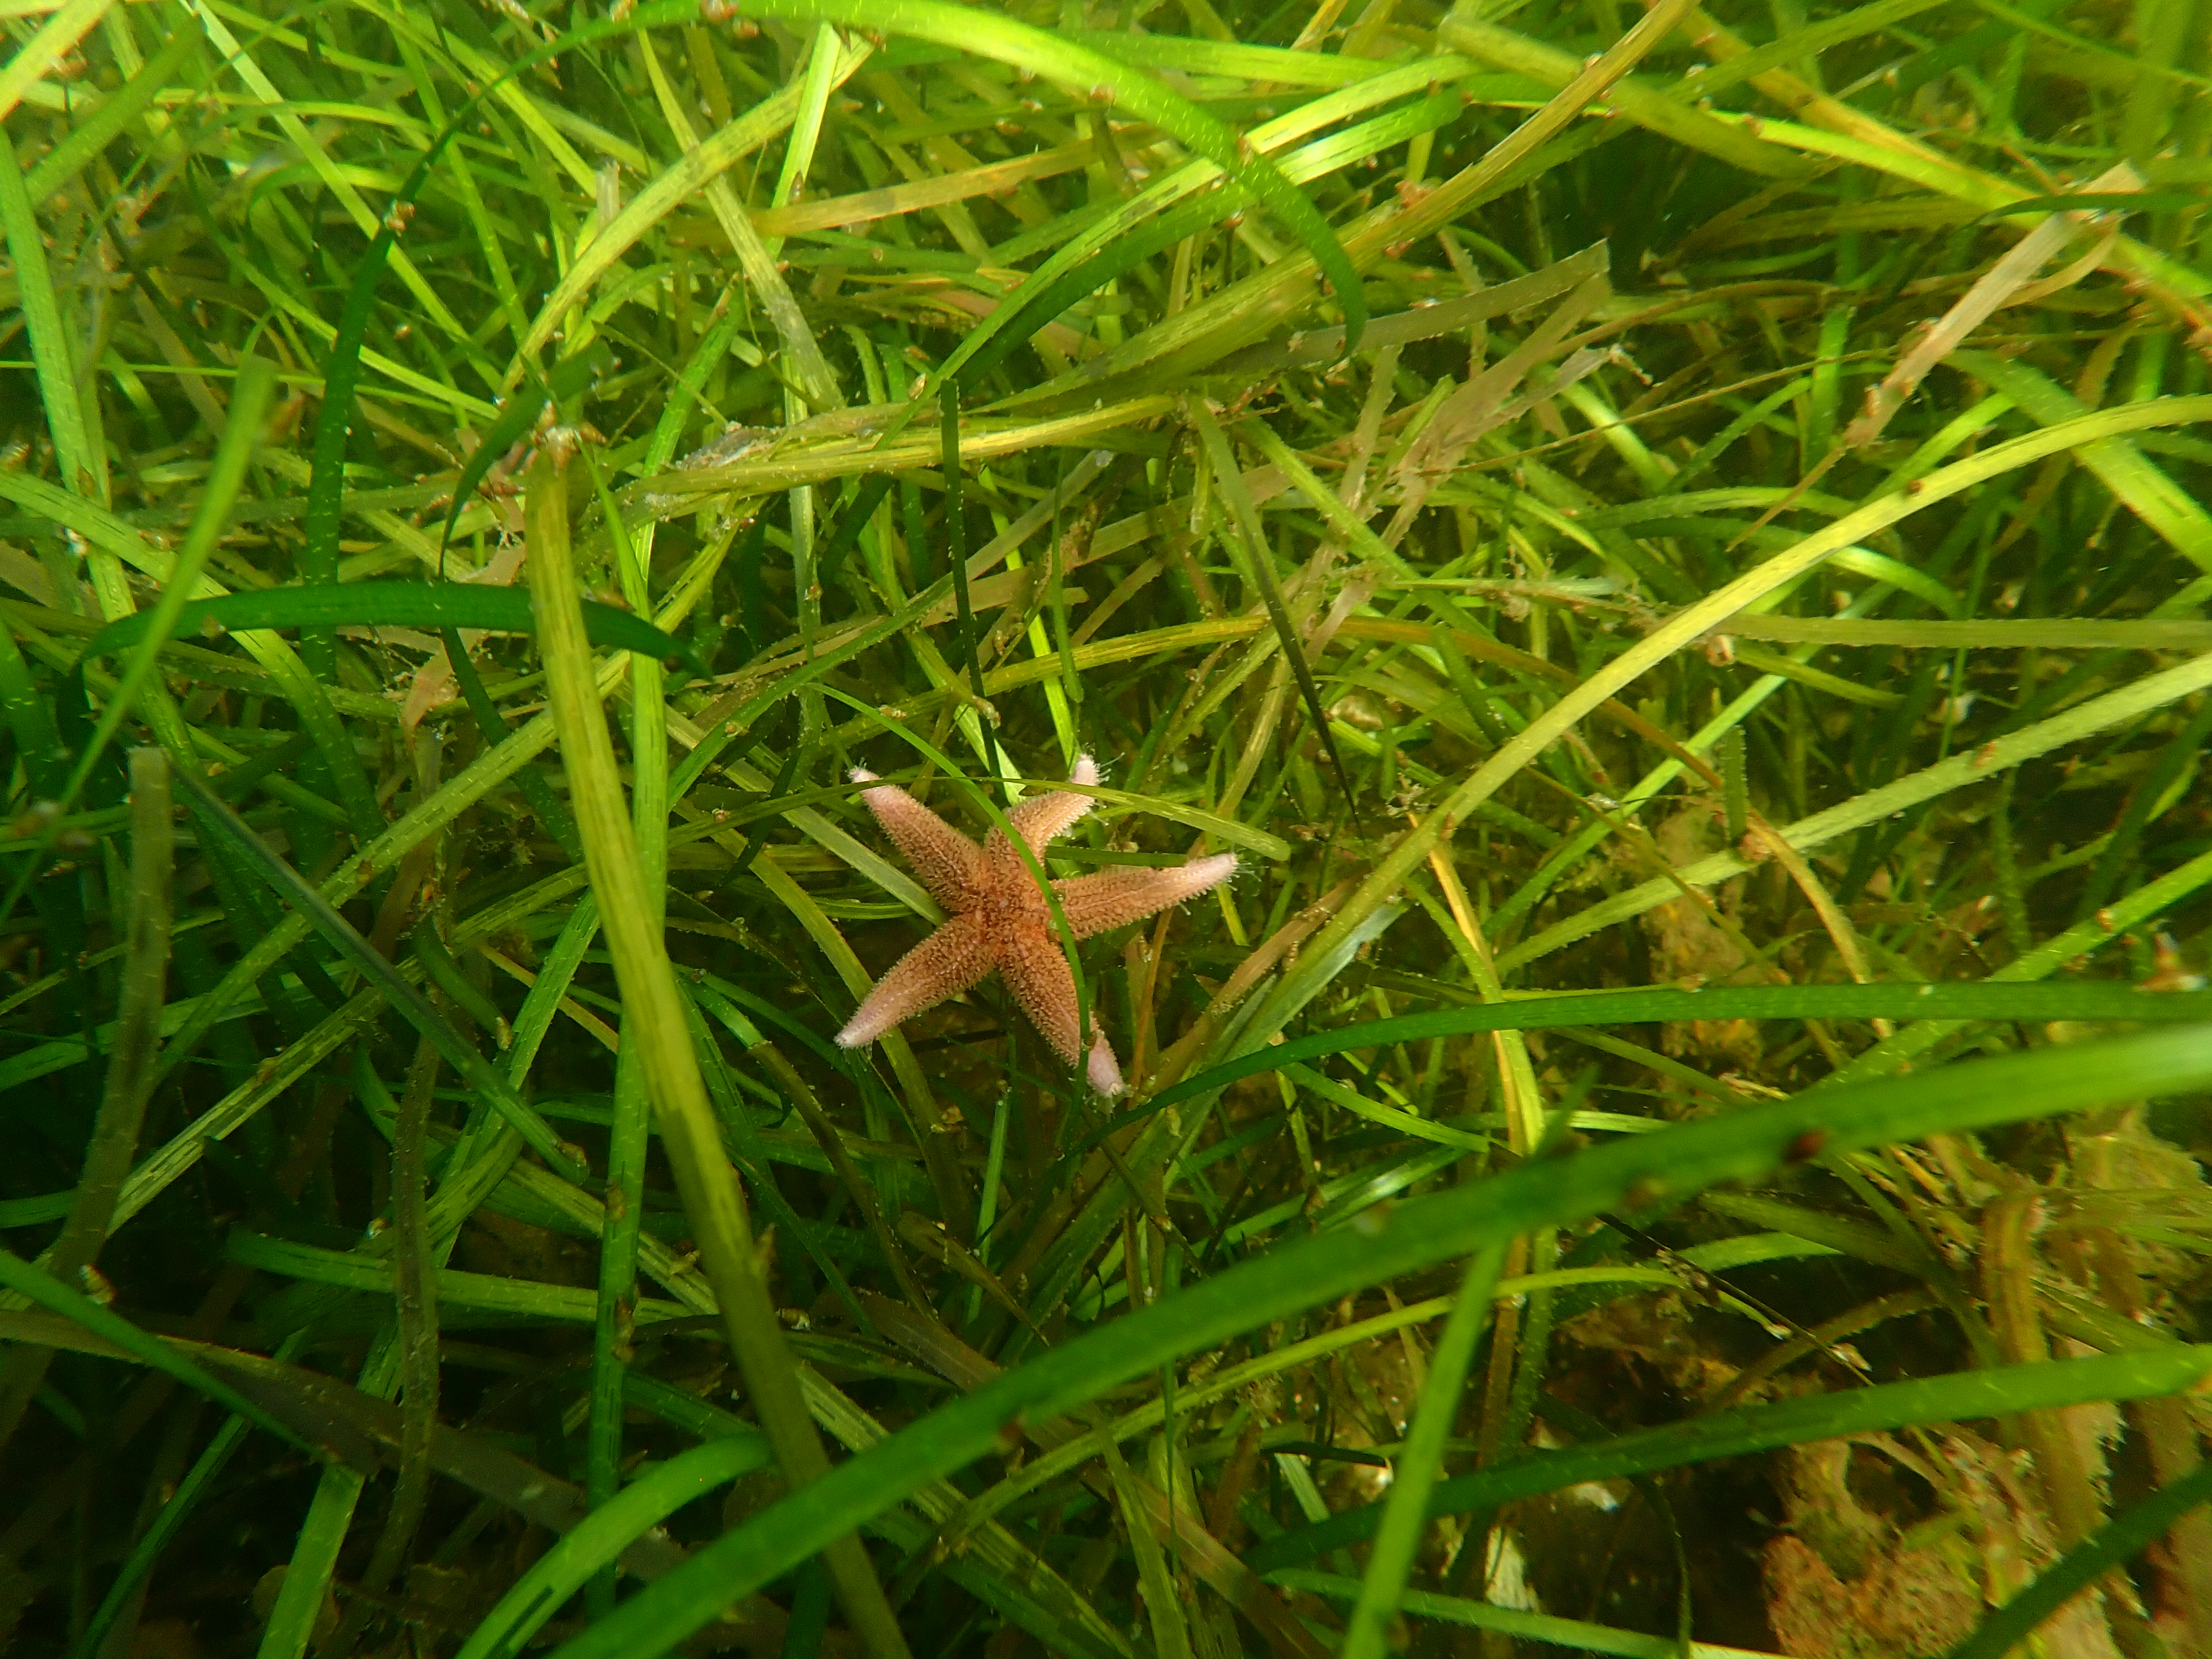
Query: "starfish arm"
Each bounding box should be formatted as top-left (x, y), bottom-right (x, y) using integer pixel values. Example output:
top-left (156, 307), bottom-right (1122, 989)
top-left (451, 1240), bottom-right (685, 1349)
top-left (1052, 853), bottom-right (1239, 940)
top-left (836, 912), bottom-right (998, 1048)
top-left (997, 922), bottom-right (1086, 1066)
top-left (1002, 753), bottom-right (1102, 855)
top-left (851, 769), bottom-right (983, 908)
top-left (998, 928), bottom-right (1126, 1094)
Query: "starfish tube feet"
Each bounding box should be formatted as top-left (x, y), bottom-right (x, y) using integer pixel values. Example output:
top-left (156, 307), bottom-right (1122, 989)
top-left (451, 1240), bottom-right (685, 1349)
top-left (1053, 852), bottom-right (1239, 940)
top-left (1000, 928), bottom-right (1127, 1096)
top-left (849, 768), bottom-right (983, 909)
top-left (836, 912), bottom-right (997, 1049)
top-left (1003, 752), bottom-right (1102, 854)
top-left (997, 926), bottom-right (1084, 1065)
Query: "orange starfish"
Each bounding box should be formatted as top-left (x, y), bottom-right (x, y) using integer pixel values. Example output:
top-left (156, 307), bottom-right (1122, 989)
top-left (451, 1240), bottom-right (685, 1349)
top-left (836, 755), bottom-right (1238, 1095)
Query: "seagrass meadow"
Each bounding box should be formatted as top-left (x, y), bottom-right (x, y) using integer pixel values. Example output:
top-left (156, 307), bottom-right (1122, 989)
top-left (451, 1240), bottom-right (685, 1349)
top-left (10, 0), bottom-right (2212, 1653)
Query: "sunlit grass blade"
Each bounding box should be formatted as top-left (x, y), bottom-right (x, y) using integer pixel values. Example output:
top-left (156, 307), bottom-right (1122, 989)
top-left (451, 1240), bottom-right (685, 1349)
top-left (21, 20), bottom-right (205, 207)
top-left (1274, 1571), bottom-right (1799, 1658)
top-left (22, 0), bottom-right (2212, 1641)
top-left (1286, 394), bottom-right (2212, 1000)
top-left (1123, 981), bottom-right (2212, 1128)
top-left (293, 0), bottom-right (699, 590)
top-left (0, 120), bottom-right (100, 500)
top-left (59, 358), bottom-right (277, 804)
top-left (1190, 404), bottom-right (1352, 808)
top-left (733, 0), bottom-right (1367, 353)
top-left (0, 0), bottom-right (111, 124)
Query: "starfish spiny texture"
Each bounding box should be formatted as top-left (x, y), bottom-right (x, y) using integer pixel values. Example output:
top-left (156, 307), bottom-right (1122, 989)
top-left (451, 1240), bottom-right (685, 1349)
top-left (836, 755), bottom-right (1238, 1095)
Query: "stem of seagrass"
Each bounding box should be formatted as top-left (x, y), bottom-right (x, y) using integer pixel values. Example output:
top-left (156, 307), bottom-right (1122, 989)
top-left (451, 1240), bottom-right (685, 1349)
top-left (360, 1035), bottom-right (441, 1598)
top-left (525, 444), bottom-right (911, 1659)
top-left (0, 748), bottom-right (174, 1455)
top-left (582, 435), bottom-right (665, 1619)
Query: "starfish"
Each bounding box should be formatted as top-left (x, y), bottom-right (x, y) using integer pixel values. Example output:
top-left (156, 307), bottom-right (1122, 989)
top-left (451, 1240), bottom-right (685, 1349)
top-left (836, 755), bottom-right (1238, 1095)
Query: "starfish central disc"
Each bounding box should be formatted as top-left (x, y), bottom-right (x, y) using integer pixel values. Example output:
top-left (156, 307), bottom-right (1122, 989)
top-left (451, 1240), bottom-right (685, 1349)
top-left (835, 755), bottom-right (1238, 1095)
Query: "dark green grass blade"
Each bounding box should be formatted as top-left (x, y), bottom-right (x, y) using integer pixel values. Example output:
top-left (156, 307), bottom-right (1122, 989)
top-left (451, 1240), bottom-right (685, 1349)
top-left (1249, 1347), bottom-right (2212, 1570)
top-left (812, 476), bottom-right (895, 592)
top-left (60, 358), bottom-right (280, 812)
top-left (0, 619), bottom-right (68, 797)
top-left (169, 765), bottom-right (587, 1183)
top-left (959, 90), bottom-right (1460, 395)
top-left (941, 385), bottom-right (989, 728)
top-left (542, 1025), bottom-right (2212, 1658)
top-left (456, 1436), bottom-right (772, 1659)
top-left (441, 627), bottom-right (582, 860)
top-left (1088, 982), bottom-right (2212, 1149)
top-left (1984, 192), bottom-right (2201, 217)
top-left (0, 1248), bottom-right (320, 1459)
top-left (0, 358), bottom-right (279, 934)
top-left (78, 582), bottom-right (704, 674)
top-left (0, 121), bottom-right (97, 497)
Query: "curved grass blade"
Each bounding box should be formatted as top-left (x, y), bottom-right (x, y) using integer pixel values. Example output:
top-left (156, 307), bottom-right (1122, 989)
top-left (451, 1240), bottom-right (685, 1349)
top-left (1943, 1459), bottom-right (2212, 1659)
top-left (71, 1326), bottom-right (316, 1659)
top-left (78, 582), bottom-right (705, 675)
top-left (1003, 779), bottom-right (1292, 860)
top-left (544, 1024), bottom-right (2212, 1659)
top-left (996, 0), bottom-right (1689, 408)
top-left (456, 1436), bottom-right (772, 1659)
top-left (1501, 644), bottom-right (2212, 974)
top-left (733, 0), bottom-right (1366, 354)
top-left (958, 84), bottom-right (1462, 395)
top-left (1280, 393), bottom-right (2212, 1022)
top-left (1271, 1569), bottom-right (1781, 1659)
top-left (1250, 1347), bottom-right (2212, 1573)
top-left (1949, 350), bottom-right (2212, 575)
top-left (75, 1406), bottom-right (253, 1657)
top-left (1983, 191), bottom-right (2203, 217)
